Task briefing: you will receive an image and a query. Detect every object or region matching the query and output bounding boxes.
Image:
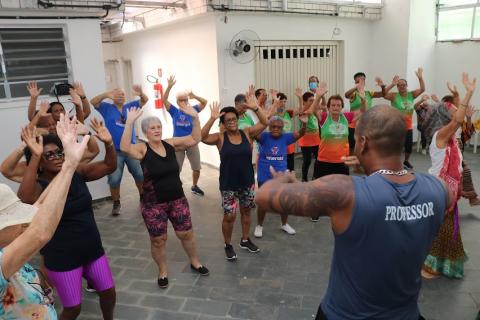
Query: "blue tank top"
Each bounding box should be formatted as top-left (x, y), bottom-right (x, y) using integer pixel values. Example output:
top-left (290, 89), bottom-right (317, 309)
top-left (219, 130), bottom-right (254, 190)
top-left (321, 173), bottom-right (447, 320)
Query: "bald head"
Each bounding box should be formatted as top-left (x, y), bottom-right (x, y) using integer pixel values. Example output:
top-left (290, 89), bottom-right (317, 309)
top-left (356, 105), bottom-right (406, 157)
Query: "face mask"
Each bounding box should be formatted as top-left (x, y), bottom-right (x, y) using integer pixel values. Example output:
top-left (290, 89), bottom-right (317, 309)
top-left (309, 82), bottom-right (318, 90)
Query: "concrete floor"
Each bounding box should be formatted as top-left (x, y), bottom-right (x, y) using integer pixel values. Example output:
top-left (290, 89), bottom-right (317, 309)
top-left (49, 148), bottom-right (480, 320)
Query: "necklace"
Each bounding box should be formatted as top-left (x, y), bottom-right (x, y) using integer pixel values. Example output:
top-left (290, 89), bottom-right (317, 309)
top-left (370, 169), bottom-right (409, 176)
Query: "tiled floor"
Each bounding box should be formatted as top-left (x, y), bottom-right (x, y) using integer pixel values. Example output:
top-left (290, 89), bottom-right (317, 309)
top-left (47, 149), bottom-right (480, 320)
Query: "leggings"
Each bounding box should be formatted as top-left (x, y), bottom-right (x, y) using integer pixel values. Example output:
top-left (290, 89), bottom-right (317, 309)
top-left (46, 255), bottom-right (114, 307)
top-left (287, 153), bottom-right (295, 172)
top-left (301, 146), bottom-right (319, 181)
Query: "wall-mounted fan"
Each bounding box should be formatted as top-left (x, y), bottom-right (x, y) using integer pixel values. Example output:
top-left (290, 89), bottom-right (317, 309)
top-left (228, 29), bottom-right (260, 64)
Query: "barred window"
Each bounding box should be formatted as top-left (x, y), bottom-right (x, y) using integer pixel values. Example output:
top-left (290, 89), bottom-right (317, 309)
top-left (437, 0), bottom-right (480, 41)
top-left (0, 27), bottom-right (70, 99)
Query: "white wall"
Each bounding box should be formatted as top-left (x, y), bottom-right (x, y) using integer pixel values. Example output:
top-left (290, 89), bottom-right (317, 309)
top-left (214, 11), bottom-right (374, 108)
top-left (114, 13), bottom-right (221, 167)
top-left (0, 19), bottom-right (109, 199)
top-left (434, 42), bottom-right (480, 106)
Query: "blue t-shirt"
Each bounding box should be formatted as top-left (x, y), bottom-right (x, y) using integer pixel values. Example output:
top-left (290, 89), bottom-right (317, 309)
top-left (257, 132), bottom-right (295, 183)
top-left (168, 104), bottom-right (201, 137)
top-left (97, 100), bottom-right (140, 151)
top-left (0, 250), bottom-right (56, 319)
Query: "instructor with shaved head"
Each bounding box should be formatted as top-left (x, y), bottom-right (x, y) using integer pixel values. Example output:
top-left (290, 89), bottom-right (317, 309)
top-left (256, 105), bottom-right (452, 320)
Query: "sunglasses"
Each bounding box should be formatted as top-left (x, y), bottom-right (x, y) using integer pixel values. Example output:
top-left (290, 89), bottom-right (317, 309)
top-left (43, 149), bottom-right (64, 161)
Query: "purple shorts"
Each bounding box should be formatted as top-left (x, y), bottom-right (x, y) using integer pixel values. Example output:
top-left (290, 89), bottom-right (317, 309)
top-left (140, 196), bottom-right (193, 237)
top-left (45, 255), bottom-right (114, 307)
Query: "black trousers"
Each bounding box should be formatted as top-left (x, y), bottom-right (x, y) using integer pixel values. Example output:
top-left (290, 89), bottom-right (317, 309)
top-left (287, 153), bottom-right (295, 172)
top-left (348, 127), bottom-right (356, 150)
top-left (313, 160), bottom-right (349, 179)
top-left (315, 305), bottom-right (426, 320)
top-left (301, 146), bottom-right (319, 181)
top-left (405, 129), bottom-right (413, 154)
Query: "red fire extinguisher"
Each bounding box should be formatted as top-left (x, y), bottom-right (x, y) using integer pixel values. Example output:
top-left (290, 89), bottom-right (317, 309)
top-left (147, 74), bottom-right (163, 109)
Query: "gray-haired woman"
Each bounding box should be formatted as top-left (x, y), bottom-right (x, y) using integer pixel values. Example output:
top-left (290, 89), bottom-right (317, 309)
top-left (120, 107), bottom-right (208, 289)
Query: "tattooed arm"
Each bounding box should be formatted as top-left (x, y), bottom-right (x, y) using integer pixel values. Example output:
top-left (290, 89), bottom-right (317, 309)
top-left (255, 172), bottom-right (355, 234)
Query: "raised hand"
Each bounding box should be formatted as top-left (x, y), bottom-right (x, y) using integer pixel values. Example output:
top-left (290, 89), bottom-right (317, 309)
top-left (167, 75), bottom-right (176, 88)
top-left (421, 94), bottom-right (430, 102)
top-left (245, 85), bottom-right (258, 110)
top-left (462, 72), bottom-right (477, 93)
top-left (431, 94), bottom-right (440, 102)
top-left (375, 77), bottom-right (384, 87)
top-left (75, 120), bottom-right (89, 136)
top-left (132, 85), bottom-right (143, 96)
top-left (73, 82), bottom-right (86, 97)
top-left (210, 101), bottom-right (223, 120)
top-left (391, 75), bottom-right (400, 86)
top-left (315, 82), bottom-right (328, 97)
top-left (269, 166), bottom-right (298, 183)
top-left (294, 87), bottom-right (303, 98)
top-left (90, 118), bottom-right (113, 144)
top-left (179, 102), bottom-right (199, 118)
top-left (21, 126), bottom-right (43, 157)
top-left (56, 114), bottom-right (90, 169)
top-left (126, 107), bottom-right (143, 124)
top-left (38, 100), bottom-right (50, 117)
top-left (356, 80), bottom-right (366, 96)
top-left (447, 82), bottom-right (459, 97)
top-left (415, 67), bottom-right (423, 79)
top-left (188, 91), bottom-right (196, 99)
top-left (27, 81), bottom-right (43, 98)
top-left (466, 105), bottom-right (477, 118)
top-left (69, 88), bottom-right (81, 106)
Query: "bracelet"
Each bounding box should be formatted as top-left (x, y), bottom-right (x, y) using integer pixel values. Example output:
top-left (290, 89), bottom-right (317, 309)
top-left (106, 142), bottom-right (114, 148)
top-left (253, 108), bottom-right (259, 112)
top-left (80, 95), bottom-right (86, 100)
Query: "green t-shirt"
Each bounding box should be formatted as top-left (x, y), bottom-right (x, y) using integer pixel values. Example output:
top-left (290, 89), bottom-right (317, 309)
top-left (350, 91), bottom-right (374, 111)
top-left (238, 112), bottom-right (255, 130)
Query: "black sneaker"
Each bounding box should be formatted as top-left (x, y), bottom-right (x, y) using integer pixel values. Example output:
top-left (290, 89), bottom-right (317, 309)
top-left (239, 238), bottom-right (260, 253)
top-left (224, 244), bottom-right (237, 261)
top-left (191, 185), bottom-right (205, 196)
top-left (157, 277), bottom-right (168, 288)
top-left (310, 216), bottom-right (320, 222)
top-left (111, 200), bottom-right (121, 216)
top-left (191, 264), bottom-right (210, 276)
top-left (403, 160), bottom-right (413, 169)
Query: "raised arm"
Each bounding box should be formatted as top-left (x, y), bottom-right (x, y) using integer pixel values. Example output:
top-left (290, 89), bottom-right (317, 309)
top-left (436, 73), bottom-right (476, 148)
top-left (16, 127), bottom-right (44, 204)
top-left (244, 85), bottom-right (268, 138)
top-left (189, 91), bottom-right (208, 111)
top-left (383, 75), bottom-right (400, 101)
top-left (412, 67), bottom-right (426, 99)
top-left (415, 94), bottom-right (430, 111)
top-left (312, 83), bottom-right (328, 113)
top-left (2, 114), bottom-right (88, 279)
top-left (73, 82), bottom-right (91, 119)
top-left (162, 75), bottom-right (176, 111)
top-left (255, 169), bottom-right (354, 232)
top-left (77, 118), bottom-right (117, 181)
top-left (201, 102), bottom-right (222, 146)
top-left (69, 88), bottom-right (84, 123)
top-left (133, 85), bottom-right (148, 107)
top-left (27, 100), bottom-right (50, 131)
top-left (293, 114), bottom-right (307, 140)
top-left (0, 142), bottom-right (27, 183)
top-left (90, 90), bottom-right (114, 109)
top-left (294, 87), bottom-right (303, 111)
top-left (372, 77), bottom-right (386, 98)
top-left (166, 103), bottom-right (201, 151)
top-left (344, 85), bottom-right (357, 100)
top-left (26, 81), bottom-right (43, 121)
top-left (120, 108), bottom-right (146, 160)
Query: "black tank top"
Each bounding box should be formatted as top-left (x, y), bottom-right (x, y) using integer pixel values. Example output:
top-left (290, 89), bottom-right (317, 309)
top-left (219, 130), bottom-right (254, 190)
top-left (141, 141), bottom-right (184, 203)
top-left (39, 173), bottom-right (104, 271)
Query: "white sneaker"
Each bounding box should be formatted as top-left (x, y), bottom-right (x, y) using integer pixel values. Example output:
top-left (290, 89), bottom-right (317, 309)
top-left (421, 149), bottom-right (427, 155)
top-left (281, 223), bottom-right (296, 235)
top-left (254, 225), bottom-right (263, 238)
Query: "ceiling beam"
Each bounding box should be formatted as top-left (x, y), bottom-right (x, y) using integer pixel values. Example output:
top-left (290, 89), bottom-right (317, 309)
top-left (124, 1), bottom-right (186, 9)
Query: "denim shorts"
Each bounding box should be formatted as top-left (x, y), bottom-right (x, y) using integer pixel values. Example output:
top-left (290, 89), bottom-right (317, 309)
top-left (107, 151), bottom-right (144, 188)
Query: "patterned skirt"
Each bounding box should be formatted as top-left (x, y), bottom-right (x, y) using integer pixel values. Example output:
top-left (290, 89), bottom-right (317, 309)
top-left (423, 208), bottom-right (468, 279)
top-left (462, 161), bottom-right (478, 199)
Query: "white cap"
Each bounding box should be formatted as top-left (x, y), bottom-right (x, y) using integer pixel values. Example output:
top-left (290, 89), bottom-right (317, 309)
top-left (0, 184), bottom-right (37, 230)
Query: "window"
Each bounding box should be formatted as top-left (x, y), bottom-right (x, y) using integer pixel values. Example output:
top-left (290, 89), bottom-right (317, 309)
top-left (437, 0), bottom-right (480, 41)
top-left (0, 27), bottom-right (70, 99)
top-left (307, 0), bottom-right (382, 4)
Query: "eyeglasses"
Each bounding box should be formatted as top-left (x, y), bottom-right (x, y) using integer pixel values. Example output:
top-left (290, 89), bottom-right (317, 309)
top-left (43, 149), bottom-right (64, 161)
top-left (178, 99), bottom-right (188, 103)
top-left (224, 118), bottom-right (237, 123)
top-left (270, 125), bottom-right (283, 129)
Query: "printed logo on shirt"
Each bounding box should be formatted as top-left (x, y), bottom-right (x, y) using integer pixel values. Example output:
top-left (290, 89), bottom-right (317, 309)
top-left (328, 122), bottom-right (348, 136)
top-left (385, 202), bottom-right (434, 221)
top-left (176, 114), bottom-right (191, 127)
top-left (266, 146), bottom-right (283, 161)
